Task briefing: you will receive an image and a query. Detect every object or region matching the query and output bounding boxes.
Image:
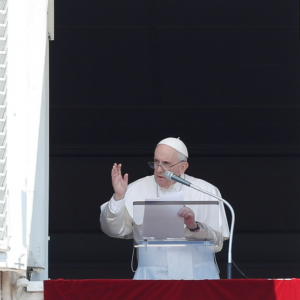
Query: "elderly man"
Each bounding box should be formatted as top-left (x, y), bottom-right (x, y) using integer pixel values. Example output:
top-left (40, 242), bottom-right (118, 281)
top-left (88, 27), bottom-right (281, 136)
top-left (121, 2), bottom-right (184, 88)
top-left (100, 137), bottom-right (229, 279)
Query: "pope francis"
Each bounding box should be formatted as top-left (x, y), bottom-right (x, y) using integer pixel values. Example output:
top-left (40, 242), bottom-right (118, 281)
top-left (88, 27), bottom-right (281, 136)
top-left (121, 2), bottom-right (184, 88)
top-left (100, 137), bottom-right (229, 279)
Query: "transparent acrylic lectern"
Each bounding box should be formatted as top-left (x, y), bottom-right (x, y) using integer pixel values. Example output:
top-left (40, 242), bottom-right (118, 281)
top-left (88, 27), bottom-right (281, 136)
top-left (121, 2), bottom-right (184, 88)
top-left (132, 200), bottom-right (220, 280)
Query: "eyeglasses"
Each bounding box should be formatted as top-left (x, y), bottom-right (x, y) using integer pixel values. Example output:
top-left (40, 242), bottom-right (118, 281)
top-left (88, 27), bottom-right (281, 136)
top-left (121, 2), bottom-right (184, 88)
top-left (148, 160), bottom-right (184, 171)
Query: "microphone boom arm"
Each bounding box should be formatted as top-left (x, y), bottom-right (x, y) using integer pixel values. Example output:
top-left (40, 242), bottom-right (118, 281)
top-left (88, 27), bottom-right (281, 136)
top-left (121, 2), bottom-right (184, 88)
top-left (189, 182), bottom-right (235, 279)
top-left (164, 170), bottom-right (235, 279)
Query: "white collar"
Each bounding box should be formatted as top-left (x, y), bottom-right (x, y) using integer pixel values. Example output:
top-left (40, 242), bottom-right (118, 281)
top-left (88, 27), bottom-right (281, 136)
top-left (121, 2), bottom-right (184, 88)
top-left (157, 174), bottom-right (184, 197)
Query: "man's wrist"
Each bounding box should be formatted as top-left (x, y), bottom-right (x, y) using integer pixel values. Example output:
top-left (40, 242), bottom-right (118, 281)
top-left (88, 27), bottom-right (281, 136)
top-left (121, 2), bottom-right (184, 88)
top-left (187, 222), bottom-right (201, 232)
top-left (113, 193), bottom-right (125, 201)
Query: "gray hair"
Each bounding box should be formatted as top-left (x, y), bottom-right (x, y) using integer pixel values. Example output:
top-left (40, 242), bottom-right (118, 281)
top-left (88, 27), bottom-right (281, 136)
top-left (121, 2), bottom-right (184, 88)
top-left (178, 151), bottom-right (188, 162)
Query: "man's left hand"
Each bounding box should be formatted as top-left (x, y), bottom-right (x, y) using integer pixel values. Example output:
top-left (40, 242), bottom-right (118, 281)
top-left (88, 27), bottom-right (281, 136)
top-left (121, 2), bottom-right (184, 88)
top-left (178, 206), bottom-right (197, 229)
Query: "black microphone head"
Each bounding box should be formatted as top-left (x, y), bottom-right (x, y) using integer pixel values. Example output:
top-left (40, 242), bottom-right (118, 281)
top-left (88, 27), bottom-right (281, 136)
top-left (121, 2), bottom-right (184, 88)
top-left (164, 171), bottom-right (173, 180)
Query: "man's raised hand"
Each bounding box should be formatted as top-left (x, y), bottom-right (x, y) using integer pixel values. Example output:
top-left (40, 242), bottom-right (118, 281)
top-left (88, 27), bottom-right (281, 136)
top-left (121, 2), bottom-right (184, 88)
top-left (111, 163), bottom-right (128, 201)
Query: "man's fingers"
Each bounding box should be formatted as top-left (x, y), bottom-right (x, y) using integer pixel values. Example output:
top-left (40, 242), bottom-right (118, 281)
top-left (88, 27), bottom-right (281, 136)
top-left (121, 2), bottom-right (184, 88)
top-left (111, 165), bottom-right (128, 188)
top-left (118, 164), bottom-right (122, 174)
top-left (178, 209), bottom-right (189, 217)
top-left (178, 207), bottom-right (185, 216)
top-left (111, 163), bottom-right (118, 176)
top-left (111, 163), bottom-right (123, 177)
top-left (178, 206), bottom-right (190, 214)
top-left (123, 173), bottom-right (129, 183)
top-left (181, 211), bottom-right (192, 218)
top-left (178, 207), bottom-right (195, 219)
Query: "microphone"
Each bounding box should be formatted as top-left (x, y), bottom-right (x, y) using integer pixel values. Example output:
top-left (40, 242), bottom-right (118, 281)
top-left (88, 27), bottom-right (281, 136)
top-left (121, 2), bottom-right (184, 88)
top-left (164, 171), bottom-right (191, 187)
top-left (164, 170), bottom-right (235, 279)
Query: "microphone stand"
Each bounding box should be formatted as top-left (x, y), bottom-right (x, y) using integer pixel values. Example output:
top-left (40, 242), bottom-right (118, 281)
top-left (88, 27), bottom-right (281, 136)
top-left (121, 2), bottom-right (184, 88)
top-left (189, 182), bottom-right (235, 279)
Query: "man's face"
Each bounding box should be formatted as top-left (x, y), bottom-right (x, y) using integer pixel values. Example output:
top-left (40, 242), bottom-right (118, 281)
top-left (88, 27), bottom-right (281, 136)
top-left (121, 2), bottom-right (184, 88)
top-left (154, 144), bottom-right (187, 188)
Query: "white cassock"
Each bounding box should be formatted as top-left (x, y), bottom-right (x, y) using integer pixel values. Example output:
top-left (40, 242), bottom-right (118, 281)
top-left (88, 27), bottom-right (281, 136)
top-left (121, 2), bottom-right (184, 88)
top-left (100, 174), bottom-right (229, 280)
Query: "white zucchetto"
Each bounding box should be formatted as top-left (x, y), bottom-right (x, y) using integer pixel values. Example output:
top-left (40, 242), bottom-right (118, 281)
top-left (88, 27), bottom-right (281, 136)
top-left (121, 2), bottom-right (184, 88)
top-left (157, 137), bottom-right (188, 157)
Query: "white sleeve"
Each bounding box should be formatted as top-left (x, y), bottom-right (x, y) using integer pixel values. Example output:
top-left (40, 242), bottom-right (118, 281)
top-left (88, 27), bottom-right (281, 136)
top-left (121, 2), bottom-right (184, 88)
top-left (100, 196), bottom-right (133, 239)
top-left (184, 223), bottom-right (225, 253)
top-left (109, 196), bottom-right (125, 213)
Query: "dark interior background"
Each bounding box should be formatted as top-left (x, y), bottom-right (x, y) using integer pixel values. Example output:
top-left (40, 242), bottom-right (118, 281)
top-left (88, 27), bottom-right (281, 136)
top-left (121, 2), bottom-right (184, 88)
top-left (49, 0), bottom-right (300, 279)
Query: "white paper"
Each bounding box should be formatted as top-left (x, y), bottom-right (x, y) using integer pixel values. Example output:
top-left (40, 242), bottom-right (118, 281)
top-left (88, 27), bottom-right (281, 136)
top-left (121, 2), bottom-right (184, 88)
top-left (142, 191), bottom-right (185, 239)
